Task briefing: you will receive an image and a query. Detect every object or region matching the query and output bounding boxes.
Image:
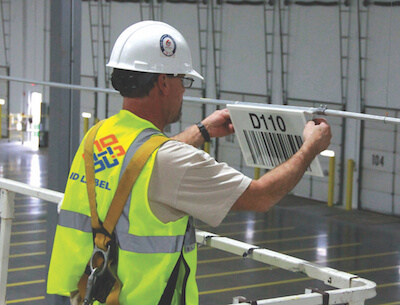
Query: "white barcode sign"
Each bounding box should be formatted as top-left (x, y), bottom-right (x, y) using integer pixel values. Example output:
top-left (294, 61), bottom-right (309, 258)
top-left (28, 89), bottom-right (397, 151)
top-left (227, 103), bottom-right (323, 177)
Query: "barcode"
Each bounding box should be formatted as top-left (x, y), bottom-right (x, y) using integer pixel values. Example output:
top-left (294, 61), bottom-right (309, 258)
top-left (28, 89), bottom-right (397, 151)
top-left (243, 130), bottom-right (312, 172)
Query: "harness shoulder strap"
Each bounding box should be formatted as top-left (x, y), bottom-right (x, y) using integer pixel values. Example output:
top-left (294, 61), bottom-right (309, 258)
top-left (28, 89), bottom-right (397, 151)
top-left (102, 134), bottom-right (169, 234)
top-left (84, 121), bottom-right (170, 236)
top-left (84, 120), bottom-right (106, 230)
top-left (82, 121), bottom-right (170, 305)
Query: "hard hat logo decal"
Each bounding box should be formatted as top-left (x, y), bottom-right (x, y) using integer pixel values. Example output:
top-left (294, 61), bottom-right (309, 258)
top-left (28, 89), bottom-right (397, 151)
top-left (160, 34), bottom-right (176, 57)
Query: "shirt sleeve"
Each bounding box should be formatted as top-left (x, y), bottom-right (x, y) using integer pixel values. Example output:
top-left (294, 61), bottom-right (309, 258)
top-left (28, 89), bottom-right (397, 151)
top-left (148, 140), bottom-right (252, 227)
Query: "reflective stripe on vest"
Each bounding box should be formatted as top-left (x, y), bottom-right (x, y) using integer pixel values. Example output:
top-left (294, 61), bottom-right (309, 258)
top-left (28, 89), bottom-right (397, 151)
top-left (57, 128), bottom-right (196, 254)
top-left (58, 211), bottom-right (196, 254)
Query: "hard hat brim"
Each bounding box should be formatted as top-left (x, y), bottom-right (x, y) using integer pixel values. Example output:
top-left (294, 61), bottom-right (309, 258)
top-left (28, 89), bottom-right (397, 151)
top-left (187, 69), bottom-right (204, 81)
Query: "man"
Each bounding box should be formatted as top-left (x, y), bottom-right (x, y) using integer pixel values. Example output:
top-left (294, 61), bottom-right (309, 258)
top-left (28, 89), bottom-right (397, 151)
top-left (47, 21), bottom-right (331, 305)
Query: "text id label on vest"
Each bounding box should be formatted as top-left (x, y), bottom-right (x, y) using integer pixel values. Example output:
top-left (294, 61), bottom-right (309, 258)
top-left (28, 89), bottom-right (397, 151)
top-left (69, 172), bottom-right (112, 190)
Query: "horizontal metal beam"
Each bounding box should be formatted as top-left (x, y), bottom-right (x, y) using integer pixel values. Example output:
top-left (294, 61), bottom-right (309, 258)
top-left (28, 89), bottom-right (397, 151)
top-left (1, 74), bottom-right (400, 125)
top-left (237, 102), bottom-right (400, 125)
top-left (0, 177), bottom-right (63, 203)
top-left (0, 74), bottom-right (119, 95)
top-left (310, 107), bottom-right (400, 125)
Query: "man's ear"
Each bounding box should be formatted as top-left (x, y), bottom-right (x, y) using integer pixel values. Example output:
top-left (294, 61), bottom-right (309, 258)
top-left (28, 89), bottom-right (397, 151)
top-left (157, 74), bottom-right (169, 95)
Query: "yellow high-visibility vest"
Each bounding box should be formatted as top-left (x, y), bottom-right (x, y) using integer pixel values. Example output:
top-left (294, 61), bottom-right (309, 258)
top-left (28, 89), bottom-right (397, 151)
top-left (47, 110), bottom-right (198, 304)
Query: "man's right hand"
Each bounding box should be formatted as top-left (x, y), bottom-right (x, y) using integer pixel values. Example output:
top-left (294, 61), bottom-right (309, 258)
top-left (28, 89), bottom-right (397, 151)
top-left (302, 118), bottom-right (332, 157)
top-left (232, 117), bottom-right (332, 213)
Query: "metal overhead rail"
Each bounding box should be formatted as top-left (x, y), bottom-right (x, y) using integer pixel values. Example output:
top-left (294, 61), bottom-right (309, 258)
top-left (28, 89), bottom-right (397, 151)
top-left (1, 74), bottom-right (400, 125)
top-left (140, 0), bottom-right (163, 22)
top-left (308, 105), bottom-right (400, 124)
top-left (0, 74), bottom-right (119, 95)
top-left (0, 177), bottom-right (377, 305)
top-left (233, 102), bottom-right (400, 125)
top-left (264, 0), bottom-right (275, 103)
top-left (211, 0), bottom-right (223, 99)
top-left (0, 0), bottom-right (10, 67)
top-left (278, 0), bottom-right (290, 104)
top-left (197, 0), bottom-right (209, 98)
top-left (0, 0), bottom-right (11, 138)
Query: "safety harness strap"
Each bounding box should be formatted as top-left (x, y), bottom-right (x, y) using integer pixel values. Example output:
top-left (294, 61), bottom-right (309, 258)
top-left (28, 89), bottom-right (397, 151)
top-left (102, 134), bottom-right (170, 235)
top-left (84, 120), bottom-right (105, 231)
top-left (81, 121), bottom-right (170, 305)
top-left (158, 252), bottom-right (190, 305)
top-left (84, 121), bottom-right (170, 248)
top-left (158, 216), bottom-right (193, 305)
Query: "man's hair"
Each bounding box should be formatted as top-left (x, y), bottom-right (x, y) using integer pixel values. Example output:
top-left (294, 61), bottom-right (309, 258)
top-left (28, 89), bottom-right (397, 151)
top-left (111, 69), bottom-right (159, 98)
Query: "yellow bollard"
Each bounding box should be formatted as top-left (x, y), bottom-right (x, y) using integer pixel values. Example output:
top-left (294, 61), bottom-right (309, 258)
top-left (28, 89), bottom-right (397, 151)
top-left (84, 118), bottom-right (89, 135)
top-left (204, 142), bottom-right (210, 154)
top-left (327, 156), bottom-right (335, 207)
top-left (345, 159), bottom-right (355, 211)
top-left (254, 167), bottom-right (261, 180)
top-left (82, 112), bottom-right (92, 135)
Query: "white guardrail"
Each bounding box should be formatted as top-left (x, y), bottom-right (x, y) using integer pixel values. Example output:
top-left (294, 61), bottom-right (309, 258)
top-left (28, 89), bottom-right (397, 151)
top-left (0, 178), bottom-right (376, 305)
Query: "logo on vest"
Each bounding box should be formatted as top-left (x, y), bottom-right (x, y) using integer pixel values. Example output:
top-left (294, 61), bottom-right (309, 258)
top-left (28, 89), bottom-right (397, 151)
top-left (71, 134), bottom-right (127, 191)
top-left (84, 134), bottom-right (126, 173)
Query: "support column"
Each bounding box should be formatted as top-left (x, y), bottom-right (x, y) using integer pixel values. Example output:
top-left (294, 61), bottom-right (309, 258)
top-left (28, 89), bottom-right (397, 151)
top-left (46, 0), bottom-right (81, 304)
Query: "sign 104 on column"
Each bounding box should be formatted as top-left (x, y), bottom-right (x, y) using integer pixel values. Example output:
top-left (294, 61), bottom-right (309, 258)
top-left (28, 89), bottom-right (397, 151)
top-left (227, 103), bottom-right (323, 177)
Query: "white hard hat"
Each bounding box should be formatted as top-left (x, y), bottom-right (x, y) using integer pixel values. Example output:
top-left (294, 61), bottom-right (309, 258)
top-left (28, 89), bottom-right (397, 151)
top-left (107, 20), bottom-right (203, 80)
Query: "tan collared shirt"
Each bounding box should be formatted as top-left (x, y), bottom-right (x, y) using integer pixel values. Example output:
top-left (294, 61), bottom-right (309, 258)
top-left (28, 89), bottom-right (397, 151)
top-left (148, 140), bottom-right (252, 227)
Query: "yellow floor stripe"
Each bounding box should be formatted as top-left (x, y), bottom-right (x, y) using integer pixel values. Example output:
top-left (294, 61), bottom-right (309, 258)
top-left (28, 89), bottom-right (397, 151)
top-left (13, 197), bottom-right (37, 201)
top-left (349, 265), bottom-right (400, 275)
top-left (11, 230), bottom-right (46, 235)
top-left (14, 202), bottom-right (47, 208)
top-left (9, 252), bottom-right (46, 258)
top-left (257, 234), bottom-right (328, 245)
top-left (8, 265), bottom-right (46, 272)
top-left (11, 240), bottom-right (46, 246)
top-left (6, 296), bottom-right (45, 304)
top-left (284, 242), bottom-right (361, 255)
top-left (198, 252), bottom-right (399, 295)
top-left (315, 251), bottom-right (399, 264)
top-left (197, 266), bottom-right (274, 279)
top-left (199, 263), bottom-right (400, 295)
top-left (198, 256), bottom-right (238, 264)
top-left (377, 282), bottom-right (400, 288)
top-left (200, 247), bottom-right (388, 265)
top-left (12, 220), bottom-right (46, 226)
top-left (378, 302), bottom-right (400, 305)
top-left (6, 279), bottom-right (45, 287)
top-left (199, 277), bottom-right (309, 295)
top-left (223, 226), bottom-right (295, 237)
top-left (14, 211), bottom-right (46, 216)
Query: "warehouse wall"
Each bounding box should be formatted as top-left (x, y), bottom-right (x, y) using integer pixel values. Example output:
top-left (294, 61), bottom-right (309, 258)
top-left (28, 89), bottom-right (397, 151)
top-left (1, 0), bottom-right (400, 215)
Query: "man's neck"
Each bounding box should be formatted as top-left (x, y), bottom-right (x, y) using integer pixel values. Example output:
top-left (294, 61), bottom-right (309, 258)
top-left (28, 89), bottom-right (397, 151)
top-left (122, 96), bottom-right (166, 131)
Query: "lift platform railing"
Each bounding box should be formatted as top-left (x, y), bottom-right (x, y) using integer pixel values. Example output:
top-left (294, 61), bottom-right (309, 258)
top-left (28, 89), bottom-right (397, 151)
top-left (0, 177), bottom-right (376, 305)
